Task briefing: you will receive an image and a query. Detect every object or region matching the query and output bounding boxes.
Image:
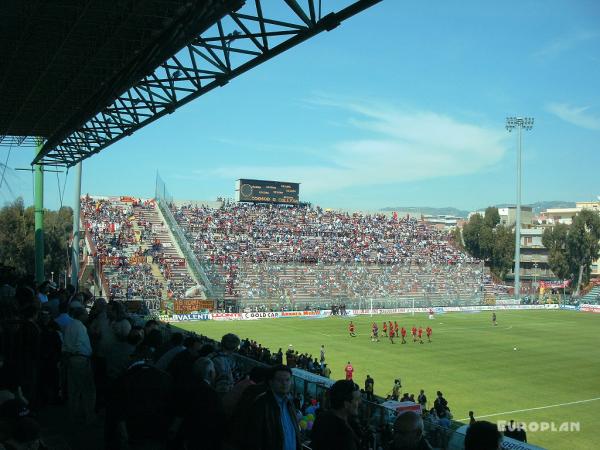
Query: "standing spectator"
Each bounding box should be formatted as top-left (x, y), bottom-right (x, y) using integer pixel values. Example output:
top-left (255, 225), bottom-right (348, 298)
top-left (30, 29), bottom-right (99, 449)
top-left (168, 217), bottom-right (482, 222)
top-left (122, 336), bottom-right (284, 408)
top-left (433, 391), bottom-right (448, 416)
top-left (364, 375), bottom-right (374, 401)
top-left (244, 365), bottom-right (300, 450)
top-left (63, 306), bottom-right (95, 423)
top-left (172, 357), bottom-right (224, 450)
top-left (211, 333), bottom-right (241, 395)
top-left (464, 421), bottom-right (502, 450)
top-left (390, 410), bottom-right (432, 450)
top-left (417, 390), bottom-right (427, 410)
top-left (469, 410), bottom-right (476, 425)
top-left (167, 336), bottom-right (204, 385)
top-left (319, 345), bottom-right (326, 367)
top-left (155, 333), bottom-right (185, 371)
top-left (105, 345), bottom-right (173, 449)
top-left (311, 380), bottom-right (362, 450)
top-left (322, 364), bottom-right (331, 378)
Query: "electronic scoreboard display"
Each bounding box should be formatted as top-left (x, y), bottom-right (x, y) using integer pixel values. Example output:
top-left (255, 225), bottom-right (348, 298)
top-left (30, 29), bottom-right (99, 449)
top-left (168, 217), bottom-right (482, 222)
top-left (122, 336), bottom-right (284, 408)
top-left (236, 179), bottom-right (300, 205)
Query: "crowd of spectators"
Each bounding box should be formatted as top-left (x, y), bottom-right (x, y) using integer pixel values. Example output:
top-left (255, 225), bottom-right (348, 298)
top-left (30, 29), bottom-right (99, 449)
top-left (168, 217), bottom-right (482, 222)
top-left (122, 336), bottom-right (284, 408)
top-left (1, 274), bottom-right (526, 450)
top-left (171, 202), bottom-right (485, 308)
top-left (81, 196), bottom-right (199, 303)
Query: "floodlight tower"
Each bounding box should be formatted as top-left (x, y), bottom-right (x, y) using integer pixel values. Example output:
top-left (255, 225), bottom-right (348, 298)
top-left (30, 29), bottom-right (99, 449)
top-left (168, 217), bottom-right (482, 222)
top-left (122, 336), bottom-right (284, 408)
top-left (505, 116), bottom-right (534, 300)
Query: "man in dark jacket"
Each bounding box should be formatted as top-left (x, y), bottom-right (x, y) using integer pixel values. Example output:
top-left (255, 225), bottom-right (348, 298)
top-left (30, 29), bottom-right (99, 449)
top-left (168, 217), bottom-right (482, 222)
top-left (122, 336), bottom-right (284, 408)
top-left (310, 380), bottom-right (363, 450)
top-left (244, 365), bottom-right (300, 450)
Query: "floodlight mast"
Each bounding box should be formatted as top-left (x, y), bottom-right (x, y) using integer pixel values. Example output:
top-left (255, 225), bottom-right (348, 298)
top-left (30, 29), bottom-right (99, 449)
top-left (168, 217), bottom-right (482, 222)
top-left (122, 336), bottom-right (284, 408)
top-left (505, 116), bottom-right (534, 301)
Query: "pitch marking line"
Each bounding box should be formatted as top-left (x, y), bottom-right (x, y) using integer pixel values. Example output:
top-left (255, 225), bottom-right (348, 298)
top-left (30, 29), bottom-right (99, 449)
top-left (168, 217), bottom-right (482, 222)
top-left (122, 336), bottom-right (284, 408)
top-left (457, 397), bottom-right (600, 421)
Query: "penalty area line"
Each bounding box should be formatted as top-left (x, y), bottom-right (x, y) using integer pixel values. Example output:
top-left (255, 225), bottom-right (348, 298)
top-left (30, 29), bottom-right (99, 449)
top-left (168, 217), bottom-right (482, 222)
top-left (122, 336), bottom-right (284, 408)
top-left (457, 397), bottom-right (600, 421)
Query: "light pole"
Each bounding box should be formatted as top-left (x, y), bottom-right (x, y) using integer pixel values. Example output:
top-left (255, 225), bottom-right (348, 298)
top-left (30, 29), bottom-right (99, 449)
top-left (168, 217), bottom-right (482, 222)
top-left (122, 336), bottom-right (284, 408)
top-left (506, 117), bottom-right (534, 300)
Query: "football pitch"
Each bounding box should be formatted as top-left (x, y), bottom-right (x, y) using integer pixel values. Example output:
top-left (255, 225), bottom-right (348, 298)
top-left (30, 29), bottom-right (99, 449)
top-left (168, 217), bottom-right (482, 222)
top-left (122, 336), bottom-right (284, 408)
top-left (176, 310), bottom-right (600, 449)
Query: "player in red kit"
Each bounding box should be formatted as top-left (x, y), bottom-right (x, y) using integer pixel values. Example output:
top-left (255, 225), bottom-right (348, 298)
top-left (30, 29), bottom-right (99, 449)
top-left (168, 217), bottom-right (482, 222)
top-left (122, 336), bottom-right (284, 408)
top-left (411, 326), bottom-right (417, 343)
top-left (382, 321), bottom-right (388, 337)
top-left (400, 326), bottom-right (407, 344)
top-left (388, 325), bottom-right (395, 344)
top-left (418, 326), bottom-right (423, 344)
top-left (388, 321), bottom-right (393, 336)
top-left (426, 326), bottom-right (432, 343)
top-left (345, 361), bottom-right (354, 380)
top-left (394, 321), bottom-right (399, 336)
top-left (349, 321), bottom-right (356, 337)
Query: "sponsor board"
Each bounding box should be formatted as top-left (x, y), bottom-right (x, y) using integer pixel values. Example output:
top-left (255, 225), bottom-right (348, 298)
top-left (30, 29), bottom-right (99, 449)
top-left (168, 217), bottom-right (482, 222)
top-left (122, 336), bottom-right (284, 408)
top-left (170, 313), bottom-right (211, 321)
top-left (241, 311), bottom-right (281, 320)
top-left (211, 312), bottom-right (241, 321)
top-left (161, 304), bottom-right (562, 323)
top-left (580, 304), bottom-right (600, 313)
top-left (559, 305), bottom-right (580, 311)
top-left (281, 310), bottom-right (326, 318)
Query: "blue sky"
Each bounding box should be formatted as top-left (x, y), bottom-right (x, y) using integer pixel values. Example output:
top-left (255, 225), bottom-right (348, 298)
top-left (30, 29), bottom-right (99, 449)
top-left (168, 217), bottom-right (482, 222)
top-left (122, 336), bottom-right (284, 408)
top-left (2, 0), bottom-right (600, 212)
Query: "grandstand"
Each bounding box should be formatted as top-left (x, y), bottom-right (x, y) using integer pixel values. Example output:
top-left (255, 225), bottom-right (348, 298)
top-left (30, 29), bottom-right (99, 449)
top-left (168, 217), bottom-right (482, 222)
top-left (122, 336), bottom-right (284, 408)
top-left (169, 201), bottom-right (488, 311)
top-left (80, 195), bottom-right (204, 313)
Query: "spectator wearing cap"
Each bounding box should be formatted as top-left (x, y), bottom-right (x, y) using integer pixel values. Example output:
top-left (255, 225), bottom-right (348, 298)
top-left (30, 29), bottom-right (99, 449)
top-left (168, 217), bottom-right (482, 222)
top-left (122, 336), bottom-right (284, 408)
top-left (243, 365), bottom-right (300, 450)
top-left (62, 306), bottom-right (95, 423)
top-left (310, 380), bottom-right (362, 450)
top-left (464, 420), bottom-right (502, 450)
top-left (390, 410), bottom-right (432, 450)
top-left (211, 333), bottom-right (241, 395)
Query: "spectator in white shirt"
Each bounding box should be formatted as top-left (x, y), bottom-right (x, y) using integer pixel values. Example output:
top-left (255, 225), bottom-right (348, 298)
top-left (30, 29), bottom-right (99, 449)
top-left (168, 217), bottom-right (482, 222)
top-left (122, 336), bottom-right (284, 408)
top-left (63, 307), bottom-right (95, 423)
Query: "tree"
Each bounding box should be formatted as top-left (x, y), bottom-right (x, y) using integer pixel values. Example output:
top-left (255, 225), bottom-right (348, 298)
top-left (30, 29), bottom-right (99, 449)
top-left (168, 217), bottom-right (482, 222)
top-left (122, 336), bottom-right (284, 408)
top-left (483, 207), bottom-right (500, 228)
top-left (451, 226), bottom-right (464, 250)
top-left (567, 210), bottom-right (600, 295)
top-left (491, 225), bottom-right (515, 279)
top-left (542, 224), bottom-right (573, 280)
top-left (462, 213), bottom-right (484, 259)
top-left (0, 198), bottom-right (72, 282)
top-left (460, 207), bottom-right (515, 280)
top-left (541, 212), bottom-right (600, 294)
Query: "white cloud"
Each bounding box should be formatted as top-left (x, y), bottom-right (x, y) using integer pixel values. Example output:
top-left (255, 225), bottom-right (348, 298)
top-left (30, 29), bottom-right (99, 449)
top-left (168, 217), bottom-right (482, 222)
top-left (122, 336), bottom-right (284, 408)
top-left (547, 103), bottom-right (600, 131)
top-left (534, 30), bottom-right (600, 60)
top-left (201, 98), bottom-right (508, 194)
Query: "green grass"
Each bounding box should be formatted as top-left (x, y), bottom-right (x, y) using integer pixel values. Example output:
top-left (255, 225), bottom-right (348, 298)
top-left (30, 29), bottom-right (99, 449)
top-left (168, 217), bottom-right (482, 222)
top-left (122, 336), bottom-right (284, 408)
top-left (176, 310), bottom-right (600, 450)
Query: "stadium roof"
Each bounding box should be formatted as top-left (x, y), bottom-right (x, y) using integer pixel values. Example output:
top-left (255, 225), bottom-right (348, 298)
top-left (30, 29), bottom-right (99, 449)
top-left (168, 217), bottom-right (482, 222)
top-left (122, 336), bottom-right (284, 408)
top-left (0, 0), bottom-right (381, 167)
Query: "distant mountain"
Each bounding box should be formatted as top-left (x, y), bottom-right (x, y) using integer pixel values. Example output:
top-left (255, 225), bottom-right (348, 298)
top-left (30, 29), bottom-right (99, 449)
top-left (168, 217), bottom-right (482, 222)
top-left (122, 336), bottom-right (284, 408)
top-left (491, 201), bottom-right (576, 215)
top-left (379, 206), bottom-right (470, 218)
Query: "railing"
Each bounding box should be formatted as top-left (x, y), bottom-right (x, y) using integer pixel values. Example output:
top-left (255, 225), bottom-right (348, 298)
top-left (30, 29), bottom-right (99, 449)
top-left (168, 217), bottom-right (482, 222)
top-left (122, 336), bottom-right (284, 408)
top-left (155, 173), bottom-right (222, 302)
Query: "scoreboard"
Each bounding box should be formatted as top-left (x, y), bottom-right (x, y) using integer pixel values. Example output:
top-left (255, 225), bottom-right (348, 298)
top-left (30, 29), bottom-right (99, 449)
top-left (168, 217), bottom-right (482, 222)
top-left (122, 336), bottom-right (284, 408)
top-left (235, 179), bottom-right (300, 205)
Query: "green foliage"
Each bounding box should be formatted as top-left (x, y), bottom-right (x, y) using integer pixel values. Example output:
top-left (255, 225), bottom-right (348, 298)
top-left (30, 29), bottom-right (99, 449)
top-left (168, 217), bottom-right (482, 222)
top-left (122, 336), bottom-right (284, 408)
top-left (541, 211), bottom-right (600, 293)
top-left (461, 207), bottom-right (514, 280)
top-left (451, 226), bottom-right (463, 249)
top-left (491, 225), bottom-right (515, 279)
top-left (568, 210), bottom-right (600, 294)
top-left (462, 213), bottom-right (484, 259)
top-left (0, 198), bottom-right (73, 280)
top-left (483, 206), bottom-right (500, 228)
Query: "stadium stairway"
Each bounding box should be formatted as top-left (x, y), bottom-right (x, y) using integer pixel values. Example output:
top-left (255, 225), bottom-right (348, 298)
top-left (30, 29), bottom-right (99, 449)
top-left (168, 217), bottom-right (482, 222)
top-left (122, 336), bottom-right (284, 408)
top-left (135, 203), bottom-right (206, 300)
top-left (581, 285), bottom-right (600, 303)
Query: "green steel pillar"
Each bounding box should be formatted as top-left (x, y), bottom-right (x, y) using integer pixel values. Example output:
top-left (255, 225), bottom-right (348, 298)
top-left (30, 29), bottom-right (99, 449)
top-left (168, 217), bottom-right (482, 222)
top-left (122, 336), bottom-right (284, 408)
top-left (34, 142), bottom-right (45, 284)
top-left (71, 162), bottom-right (82, 288)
